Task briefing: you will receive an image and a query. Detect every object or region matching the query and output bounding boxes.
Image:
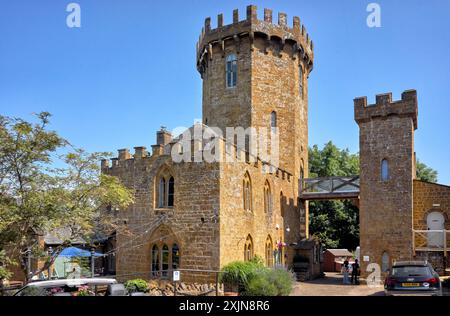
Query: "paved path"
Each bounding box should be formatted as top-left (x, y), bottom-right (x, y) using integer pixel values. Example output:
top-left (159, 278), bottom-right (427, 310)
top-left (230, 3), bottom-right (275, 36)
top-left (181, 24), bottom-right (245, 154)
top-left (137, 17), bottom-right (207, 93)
top-left (291, 272), bottom-right (385, 296)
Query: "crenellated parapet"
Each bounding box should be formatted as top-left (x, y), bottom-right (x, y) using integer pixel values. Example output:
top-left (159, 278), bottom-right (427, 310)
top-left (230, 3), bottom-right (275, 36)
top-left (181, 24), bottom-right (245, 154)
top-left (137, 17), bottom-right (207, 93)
top-left (354, 90), bottom-right (418, 130)
top-left (196, 5), bottom-right (314, 76)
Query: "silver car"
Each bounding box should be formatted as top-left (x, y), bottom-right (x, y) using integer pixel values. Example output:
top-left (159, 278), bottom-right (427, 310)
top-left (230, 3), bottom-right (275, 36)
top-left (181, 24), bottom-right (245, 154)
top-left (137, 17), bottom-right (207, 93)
top-left (13, 278), bottom-right (125, 296)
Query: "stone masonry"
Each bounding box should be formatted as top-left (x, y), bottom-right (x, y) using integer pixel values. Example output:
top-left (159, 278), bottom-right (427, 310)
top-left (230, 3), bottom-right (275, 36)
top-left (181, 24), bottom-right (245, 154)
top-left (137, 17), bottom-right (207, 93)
top-left (102, 5), bottom-right (313, 283)
top-left (355, 90), bottom-right (418, 276)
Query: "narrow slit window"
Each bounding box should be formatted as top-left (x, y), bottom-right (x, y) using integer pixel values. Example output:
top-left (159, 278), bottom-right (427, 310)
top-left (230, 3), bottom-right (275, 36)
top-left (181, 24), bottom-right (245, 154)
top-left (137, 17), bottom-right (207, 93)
top-left (271, 111), bottom-right (277, 130)
top-left (299, 66), bottom-right (304, 98)
top-left (226, 54), bottom-right (237, 88)
top-left (381, 159), bottom-right (389, 181)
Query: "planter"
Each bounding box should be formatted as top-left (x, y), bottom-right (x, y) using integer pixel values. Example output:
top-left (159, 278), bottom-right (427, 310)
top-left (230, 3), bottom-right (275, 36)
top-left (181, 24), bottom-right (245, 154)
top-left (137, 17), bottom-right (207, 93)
top-left (223, 291), bottom-right (239, 296)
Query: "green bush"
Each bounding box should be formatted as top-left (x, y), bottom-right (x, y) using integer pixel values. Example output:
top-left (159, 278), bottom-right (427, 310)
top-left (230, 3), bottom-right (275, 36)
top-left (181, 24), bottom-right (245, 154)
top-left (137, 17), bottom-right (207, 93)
top-left (244, 271), bottom-right (278, 296)
top-left (124, 278), bottom-right (149, 293)
top-left (266, 268), bottom-right (294, 296)
top-left (220, 260), bottom-right (265, 292)
top-left (243, 268), bottom-right (294, 296)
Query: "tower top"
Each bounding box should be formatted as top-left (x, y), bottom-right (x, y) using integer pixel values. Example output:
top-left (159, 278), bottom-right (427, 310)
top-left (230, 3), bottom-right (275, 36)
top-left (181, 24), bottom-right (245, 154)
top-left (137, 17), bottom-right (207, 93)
top-left (354, 90), bottom-right (418, 130)
top-left (196, 5), bottom-right (314, 74)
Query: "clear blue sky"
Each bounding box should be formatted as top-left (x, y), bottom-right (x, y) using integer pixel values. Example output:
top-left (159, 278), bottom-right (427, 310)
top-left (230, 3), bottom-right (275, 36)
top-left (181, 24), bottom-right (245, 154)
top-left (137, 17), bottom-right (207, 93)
top-left (0, 0), bottom-right (449, 184)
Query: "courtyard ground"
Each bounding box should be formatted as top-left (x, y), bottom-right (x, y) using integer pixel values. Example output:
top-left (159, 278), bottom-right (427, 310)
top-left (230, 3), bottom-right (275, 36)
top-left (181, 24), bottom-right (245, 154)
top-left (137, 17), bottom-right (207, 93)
top-left (291, 272), bottom-right (385, 296)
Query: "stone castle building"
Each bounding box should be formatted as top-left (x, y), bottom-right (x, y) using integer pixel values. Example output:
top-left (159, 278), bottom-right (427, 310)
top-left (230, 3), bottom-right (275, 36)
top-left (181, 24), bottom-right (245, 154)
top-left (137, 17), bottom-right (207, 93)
top-left (101, 5), bottom-right (314, 282)
top-left (100, 5), bottom-right (450, 282)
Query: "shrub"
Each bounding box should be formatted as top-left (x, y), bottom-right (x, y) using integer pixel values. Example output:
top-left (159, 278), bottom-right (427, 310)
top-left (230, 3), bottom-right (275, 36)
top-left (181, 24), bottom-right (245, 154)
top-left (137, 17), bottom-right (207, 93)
top-left (124, 278), bottom-right (149, 293)
top-left (220, 260), bottom-right (265, 292)
top-left (244, 268), bottom-right (294, 296)
top-left (266, 268), bottom-right (294, 296)
top-left (244, 270), bottom-right (278, 296)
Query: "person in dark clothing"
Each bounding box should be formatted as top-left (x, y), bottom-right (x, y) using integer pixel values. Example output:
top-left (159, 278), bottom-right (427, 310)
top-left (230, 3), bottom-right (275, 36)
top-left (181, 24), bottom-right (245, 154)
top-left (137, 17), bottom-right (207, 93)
top-left (351, 259), bottom-right (360, 285)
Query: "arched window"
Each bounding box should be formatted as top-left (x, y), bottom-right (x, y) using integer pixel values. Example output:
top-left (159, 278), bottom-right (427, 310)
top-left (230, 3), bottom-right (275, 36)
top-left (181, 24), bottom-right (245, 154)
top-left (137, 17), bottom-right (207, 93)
top-left (156, 171), bottom-right (175, 209)
top-left (381, 252), bottom-right (390, 272)
top-left (271, 111), bottom-right (277, 130)
top-left (265, 236), bottom-right (273, 267)
top-left (243, 173), bottom-right (252, 211)
top-left (151, 245), bottom-right (160, 276)
top-left (158, 178), bottom-right (166, 208)
top-left (168, 177), bottom-right (174, 207)
top-left (299, 66), bottom-right (304, 98)
top-left (172, 244), bottom-right (180, 269)
top-left (226, 54), bottom-right (237, 88)
top-left (264, 181), bottom-right (272, 214)
top-left (381, 159), bottom-right (389, 181)
top-left (244, 235), bottom-right (254, 261)
top-left (161, 244), bottom-right (169, 277)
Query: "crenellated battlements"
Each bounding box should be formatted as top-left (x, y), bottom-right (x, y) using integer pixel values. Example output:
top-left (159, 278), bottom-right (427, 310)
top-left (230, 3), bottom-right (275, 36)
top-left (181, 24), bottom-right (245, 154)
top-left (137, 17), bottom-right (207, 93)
top-left (101, 127), bottom-right (293, 183)
top-left (354, 90), bottom-right (418, 130)
top-left (196, 5), bottom-right (314, 75)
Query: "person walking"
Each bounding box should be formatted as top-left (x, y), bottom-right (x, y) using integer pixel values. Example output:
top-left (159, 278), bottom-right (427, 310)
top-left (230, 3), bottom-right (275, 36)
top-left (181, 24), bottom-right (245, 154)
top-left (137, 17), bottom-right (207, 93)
top-left (351, 259), bottom-right (360, 285)
top-left (341, 258), bottom-right (350, 285)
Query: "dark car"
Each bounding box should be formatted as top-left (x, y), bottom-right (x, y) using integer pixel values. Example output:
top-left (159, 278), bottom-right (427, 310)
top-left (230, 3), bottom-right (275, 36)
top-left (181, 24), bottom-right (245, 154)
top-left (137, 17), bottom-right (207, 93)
top-left (384, 261), bottom-right (442, 296)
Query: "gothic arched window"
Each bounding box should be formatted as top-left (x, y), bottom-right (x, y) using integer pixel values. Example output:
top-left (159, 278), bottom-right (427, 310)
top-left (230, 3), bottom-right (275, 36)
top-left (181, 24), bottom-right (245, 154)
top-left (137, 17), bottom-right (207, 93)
top-left (156, 169), bottom-right (175, 209)
top-left (265, 236), bottom-right (273, 267)
top-left (226, 54), bottom-right (237, 88)
top-left (244, 235), bottom-right (254, 261)
top-left (151, 245), bottom-right (160, 276)
top-left (264, 180), bottom-right (272, 214)
top-left (243, 172), bottom-right (252, 211)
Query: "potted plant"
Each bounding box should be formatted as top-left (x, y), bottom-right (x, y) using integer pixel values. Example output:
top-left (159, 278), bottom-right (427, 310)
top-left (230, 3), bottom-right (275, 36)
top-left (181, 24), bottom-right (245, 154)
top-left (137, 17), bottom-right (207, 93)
top-left (124, 278), bottom-right (149, 295)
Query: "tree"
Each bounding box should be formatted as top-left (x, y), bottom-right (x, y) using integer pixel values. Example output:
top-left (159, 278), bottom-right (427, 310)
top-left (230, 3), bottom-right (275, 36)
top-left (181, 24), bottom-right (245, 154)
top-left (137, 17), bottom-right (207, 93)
top-left (0, 113), bottom-right (134, 280)
top-left (416, 159), bottom-right (438, 183)
top-left (308, 142), bottom-right (359, 250)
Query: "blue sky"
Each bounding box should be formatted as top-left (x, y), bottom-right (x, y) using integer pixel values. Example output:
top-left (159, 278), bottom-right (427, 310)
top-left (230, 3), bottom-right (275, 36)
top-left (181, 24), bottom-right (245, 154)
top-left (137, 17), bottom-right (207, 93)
top-left (0, 0), bottom-right (449, 184)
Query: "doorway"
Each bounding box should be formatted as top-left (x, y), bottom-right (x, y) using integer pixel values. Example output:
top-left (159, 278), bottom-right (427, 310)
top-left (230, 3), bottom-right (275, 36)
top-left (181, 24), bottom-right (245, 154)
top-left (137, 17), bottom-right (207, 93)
top-left (427, 211), bottom-right (445, 248)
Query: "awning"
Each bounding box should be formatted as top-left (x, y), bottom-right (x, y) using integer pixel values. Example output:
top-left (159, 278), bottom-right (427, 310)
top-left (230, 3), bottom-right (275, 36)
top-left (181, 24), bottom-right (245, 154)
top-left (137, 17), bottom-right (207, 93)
top-left (58, 247), bottom-right (103, 258)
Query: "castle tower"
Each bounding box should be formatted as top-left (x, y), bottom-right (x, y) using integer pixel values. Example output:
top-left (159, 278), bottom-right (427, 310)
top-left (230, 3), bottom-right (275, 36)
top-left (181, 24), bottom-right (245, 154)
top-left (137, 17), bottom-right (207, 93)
top-left (196, 5), bottom-right (313, 182)
top-left (354, 90), bottom-right (418, 274)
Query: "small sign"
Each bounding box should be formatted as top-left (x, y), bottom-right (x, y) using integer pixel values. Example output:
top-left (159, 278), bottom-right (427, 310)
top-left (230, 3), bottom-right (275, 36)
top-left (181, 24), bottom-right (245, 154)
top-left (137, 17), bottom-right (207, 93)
top-left (363, 256), bottom-right (370, 262)
top-left (173, 270), bottom-right (180, 282)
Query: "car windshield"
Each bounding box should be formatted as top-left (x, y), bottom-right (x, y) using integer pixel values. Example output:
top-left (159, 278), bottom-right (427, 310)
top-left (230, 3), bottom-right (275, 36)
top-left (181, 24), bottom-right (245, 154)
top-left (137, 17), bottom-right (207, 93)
top-left (391, 266), bottom-right (432, 277)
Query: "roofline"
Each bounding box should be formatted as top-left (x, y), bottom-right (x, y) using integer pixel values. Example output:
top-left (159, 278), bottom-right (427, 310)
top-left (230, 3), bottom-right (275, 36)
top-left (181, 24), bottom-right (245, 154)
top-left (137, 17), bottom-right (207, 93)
top-left (414, 179), bottom-right (450, 189)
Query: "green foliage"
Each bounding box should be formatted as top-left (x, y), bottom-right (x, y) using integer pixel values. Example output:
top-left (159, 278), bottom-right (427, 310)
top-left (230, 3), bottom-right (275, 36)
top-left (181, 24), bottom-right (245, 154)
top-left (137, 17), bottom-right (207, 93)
top-left (308, 142), bottom-right (360, 250)
top-left (244, 271), bottom-right (278, 296)
top-left (124, 278), bottom-right (149, 293)
top-left (220, 260), bottom-right (265, 291)
top-left (0, 113), bottom-right (134, 278)
top-left (0, 250), bottom-right (15, 280)
top-left (221, 260), bottom-right (293, 296)
top-left (416, 160), bottom-right (438, 183)
top-left (244, 268), bottom-right (294, 296)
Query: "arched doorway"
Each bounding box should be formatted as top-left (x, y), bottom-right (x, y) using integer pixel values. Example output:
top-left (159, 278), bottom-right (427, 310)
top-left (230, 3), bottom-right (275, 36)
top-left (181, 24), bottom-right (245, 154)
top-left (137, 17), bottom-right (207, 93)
top-left (427, 211), bottom-right (445, 247)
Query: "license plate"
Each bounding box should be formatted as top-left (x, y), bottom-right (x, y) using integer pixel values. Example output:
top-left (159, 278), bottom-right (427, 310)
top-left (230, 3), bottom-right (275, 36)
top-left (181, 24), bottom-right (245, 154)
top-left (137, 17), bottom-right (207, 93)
top-left (402, 283), bottom-right (420, 287)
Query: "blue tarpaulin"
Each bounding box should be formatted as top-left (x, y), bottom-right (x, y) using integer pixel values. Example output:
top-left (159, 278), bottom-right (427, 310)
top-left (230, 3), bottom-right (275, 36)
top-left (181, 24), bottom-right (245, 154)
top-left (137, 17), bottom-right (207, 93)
top-left (58, 247), bottom-right (103, 258)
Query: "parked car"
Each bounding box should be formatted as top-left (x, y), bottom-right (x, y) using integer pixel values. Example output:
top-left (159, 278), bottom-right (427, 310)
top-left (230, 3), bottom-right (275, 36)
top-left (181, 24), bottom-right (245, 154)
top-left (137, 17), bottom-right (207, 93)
top-left (13, 278), bottom-right (126, 296)
top-left (384, 261), bottom-right (442, 296)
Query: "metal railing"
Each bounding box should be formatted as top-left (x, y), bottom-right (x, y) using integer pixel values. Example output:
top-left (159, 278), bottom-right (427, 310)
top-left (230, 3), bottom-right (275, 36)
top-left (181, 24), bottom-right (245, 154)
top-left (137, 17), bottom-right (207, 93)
top-left (413, 229), bottom-right (449, 257)
top-left (300, 176), bottom-right (360, 200)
